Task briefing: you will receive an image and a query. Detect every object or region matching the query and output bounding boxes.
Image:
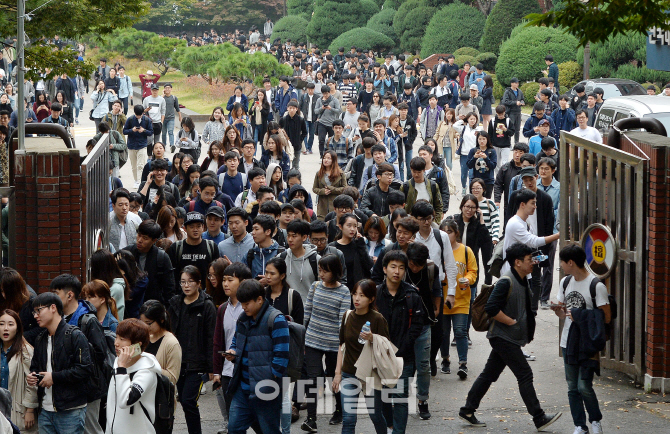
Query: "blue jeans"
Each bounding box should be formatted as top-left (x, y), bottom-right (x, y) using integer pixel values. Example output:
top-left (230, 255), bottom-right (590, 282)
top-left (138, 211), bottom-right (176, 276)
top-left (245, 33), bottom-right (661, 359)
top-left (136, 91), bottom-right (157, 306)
top-left (39, 407), bottom-right (86, 434)
top-left (564, 353), bottom-right (602, 429)
top-left (382, 361), bottom-right (413, 434)
top-left (404, 149), bottom-right (413, 181)
top-left (341, 373), bottom-right (386, 434)
top-left (441, 313), bottom-right (469, 364)
top-left (119, 96), bottom-right (129, 115)
top-left (413, 325), bottom-right (431, 401)
top-left (459, 155), bottom-right (471, 191)
top-left (228, 388), bottom-right (282, 434)
top-left (162, 118), bottom-right (176, 147)
top-left (304, 120), bottom-right (316, 151)
top-left (443, 147), bottom-right (453, 170)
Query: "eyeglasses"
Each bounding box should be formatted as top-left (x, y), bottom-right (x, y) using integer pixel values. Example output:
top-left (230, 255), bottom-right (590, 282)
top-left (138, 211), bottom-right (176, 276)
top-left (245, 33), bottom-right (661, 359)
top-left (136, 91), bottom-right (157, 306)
top-left (180, 280), bottom-right (196, 287)
top-left (463, 205), bottom-right (477, 210)
top-left (311, 237), bottom-right (328, 244)
top-left (416, 216), bottom-right (433, 223)
top-left (32, 306), bottom-right (49, 316)
top-left (207, 274), bottom-right (216, 280)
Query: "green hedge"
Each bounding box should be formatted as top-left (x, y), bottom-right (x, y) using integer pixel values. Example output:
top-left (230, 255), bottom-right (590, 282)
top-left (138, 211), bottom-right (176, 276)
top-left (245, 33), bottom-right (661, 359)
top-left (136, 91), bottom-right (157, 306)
top-left (520, 81), bottom-right (539, 100)
top-left (328, 27), bottom-right (395, 54)
top-left (612, 64), bottom-right (670, 85)
top-left (307, 0), bottom-right (369, 48)
top-left (496, 25), bottom-right (578, 86)
top-left (367, 7), bottom-right (398, 44)
top-left (454, 47), bottom-right (480, 57)
top-left (454, 55), bottom-right (477, 69)
top-left (393, 0), bottom-right (424, 39)
top-left (421, 2), bottom-right (486, 58)
top-left (480, 0), bottom-right (541, 54)
top-left (476, 52), bottom-right (497, 72)
top-left (577, 32), bottom-right (646, 73)
top-left (287, 0), bottom-right (314, 18)
top-left (557, 61), bottom-right (582, 90)
top-left (401, 7), bottom-right (437, 53)
top-left (361, 0), bottom-right (380, 22)
top-left (271, 16), bottom-right (310, 44)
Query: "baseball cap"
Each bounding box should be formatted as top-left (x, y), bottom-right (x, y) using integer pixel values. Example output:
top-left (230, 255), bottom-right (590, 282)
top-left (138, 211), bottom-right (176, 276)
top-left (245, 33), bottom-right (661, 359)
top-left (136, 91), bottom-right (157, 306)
top-left (510, 77), bottom-right (519, 83)
top-left (206, 206), bottom-right (225, 219)
top-left (150, 83), bottom-right (159, 90)
top-left (538, 119), bottom-right (550, 126)
top-left (184, 212), bottom-right (205, 226)
top-left (519, 167), bottom-right (538, 178)
top-left (469, 84), bottom-right (478, 91)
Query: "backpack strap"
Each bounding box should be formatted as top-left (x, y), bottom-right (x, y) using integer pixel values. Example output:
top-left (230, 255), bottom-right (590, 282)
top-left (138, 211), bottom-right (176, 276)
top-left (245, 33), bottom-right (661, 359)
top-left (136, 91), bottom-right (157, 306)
top-left (175, 240), bottom-right (184, 261)
top-left (246, 248), bottom-right (254, 270)
top-left (288, 288), bottom-right (294, 317)
top-left (206, 240), bottom-right (216, 260)
top-left (267, 309), bottom-right (280, 331)
top-left (188, 201), bottom-right (196, 212)
top-left (241, 189), bottom-right (249, 205)
top-left (588, 276), bottom-right (601, 309)
top-left (308, 254), bottom-right (318, 280)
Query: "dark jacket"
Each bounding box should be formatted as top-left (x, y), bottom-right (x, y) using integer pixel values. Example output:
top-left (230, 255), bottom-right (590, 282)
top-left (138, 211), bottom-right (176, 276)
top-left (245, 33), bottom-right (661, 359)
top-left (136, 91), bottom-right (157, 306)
top-left (398, 115), bottom-right (417, 152)
top-left (376, 280), bottom-right (425, 360)
top-left (123, 244), bottom-right (176, 305)
top-left (124, 275), bottom-right (149, 319)
top-left (347, 154), bottom-right (368, 189)
top-left (551, 107), bottom-right (576, 137)
top-left (493, 160), bottom-right (523, 207)
top-left (359, 182), bottom-right (397, 217)
top-left (30, 320), bottom-right (93, 411)
top-left (523, 114), bottom-right (556, 138)
top-left (451, 213), bottom-right (492, 284)
top-left (416, 84), bottom-right (432, 109)
top-left (168, 290), bottom-right (216, 372)
top-left (226, 94), bottom-right (249, 113)
top-left (260, 150), bottom-right (291, 181)
top-left (506, 188), bottom-right (555, 249)
top-left (425, 165), bottom-right (450, 212)
top-left (488, 116), bottom-right (515, 149)
top-left (200, 155), bottom-right (225, 174)
top-left (330, 237), bottom-right (373, 291)
top-left (138, 180), bottom-right (180, 212)
top-left (566, 307), bottom-right (606, 375)
top-left (501, 87), bottom-right (525, 115)
top-left (55, 77), bottom-right (76, 104)
top-left (279, 112), bottom-right (307, 152)
top-left (485, 269), bottom-right (536, 346)
top-left (280, 183), bottom-right (314, 210)
top-left (265, 283), bottom-right (305, 325)
top-left (397, 93), bottom-right (418, 120)
top-left (466, 147), bottom-right (497, 185)
top-left (371, 242), bottom-right (402, 284)
top-left (141, 157), bottom-right (172, 183)
top-left (299, 92), bottom-right (318, 122)
top-left (123, 115), bottom-right (153, 150)
top-left (19, 289), bottom-right (40, 346)
top-left (275, 85), bottom-right (298, 116)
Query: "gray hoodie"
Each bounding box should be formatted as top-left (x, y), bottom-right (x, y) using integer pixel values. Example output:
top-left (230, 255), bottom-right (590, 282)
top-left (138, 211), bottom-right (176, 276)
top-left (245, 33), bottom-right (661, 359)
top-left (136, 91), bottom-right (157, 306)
top-left (315, 95), bottom-right (342, 127)
top-left (284, 244), bottom-right (320, 301)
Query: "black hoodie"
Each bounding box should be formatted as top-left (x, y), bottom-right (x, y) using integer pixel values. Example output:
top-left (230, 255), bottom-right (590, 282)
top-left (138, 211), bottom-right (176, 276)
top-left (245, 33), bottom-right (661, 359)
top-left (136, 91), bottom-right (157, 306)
top-left (168, 290), bottom-right (217, 372)
top-left (376, 280), bottom-right (425, 360)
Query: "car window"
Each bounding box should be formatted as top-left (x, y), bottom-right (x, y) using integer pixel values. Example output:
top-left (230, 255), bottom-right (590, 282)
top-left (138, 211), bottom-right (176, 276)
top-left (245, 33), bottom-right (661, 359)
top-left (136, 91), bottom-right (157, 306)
top-left (614, 111), bottom-right (629, 122)
top-left (597, 84), bottom-right (623, 99)
top-left (585, 81), bottom-right (595, 94)
top-left (595, 108), bottom-right (616, 133)
top-left (643, 112), bottom-right (670, 136)
top-left (617, 83), bottom-right (646, 96)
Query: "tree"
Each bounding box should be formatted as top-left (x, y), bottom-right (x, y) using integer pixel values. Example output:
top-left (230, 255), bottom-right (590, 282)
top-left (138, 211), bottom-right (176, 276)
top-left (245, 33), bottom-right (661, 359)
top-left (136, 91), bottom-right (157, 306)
top-left (145, 36), bottom-right (187, 75)
top-left (367, 8), bottom-right (399, 44)
top-left (401, 7), bottom-right (437, 54)
top-left (190, 0), bottom-right (284, 30)
top-left (526, 0), bottom-right (670, 46)
top-left (23, 45), bottom-right (95, 83)
top-left (135, 0), bottom-right (195, 27)
top-left (421, 2), bottom-right (486, 58)
top-left (210, 51), bottom-right (293, 87)
top-left (271, 16), bottom-right (310, 44)
top-left (480, 0), bottom-right (541, 54)
top-left (328, 27), bottom-right (395, 54)
top-left (172, 43), bottom-right (241, 84)
top-left (360, 0), bottom-right (380, 22)
top-left (307, 0), bottom-right (369, 48)
top-left (287, 0), bottom-right (314, 17)
top-left (496, 25), bottom-right (578, 86)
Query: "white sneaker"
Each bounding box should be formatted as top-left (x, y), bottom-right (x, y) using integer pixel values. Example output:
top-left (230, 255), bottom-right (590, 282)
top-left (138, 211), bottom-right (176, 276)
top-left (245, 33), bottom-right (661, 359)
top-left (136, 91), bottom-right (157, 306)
top-left (592, 420), bottom-right (603, 433)
top-left (201, 383), bottom-right (207, 395)
top-left (133, 181), bottom-right (140, 189)
top-left (387, 429), bottom-right (393, 434)
top-left (573, 427), bottom-right (588, 434)
top-left (523, 350), bottom-right (537, 361)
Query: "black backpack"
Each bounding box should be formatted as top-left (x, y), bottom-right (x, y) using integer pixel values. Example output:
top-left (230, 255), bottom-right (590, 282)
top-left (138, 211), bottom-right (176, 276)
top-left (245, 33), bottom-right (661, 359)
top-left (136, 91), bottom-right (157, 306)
top-left (562, 275), bottom-right (618, 338)
top-left (68, 314), bottom-right (115, 401)
top-left (267, 309), bottom-right (305, 382)
top-left (129, 371), bottom-right (176, 434)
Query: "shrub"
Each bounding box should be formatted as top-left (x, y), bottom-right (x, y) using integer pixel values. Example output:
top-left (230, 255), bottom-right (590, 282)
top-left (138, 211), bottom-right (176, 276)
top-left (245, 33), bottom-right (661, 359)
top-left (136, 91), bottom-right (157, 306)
top-left (328, 27), bottom-right (395, 54)
top-left (454, 47), bottom-right (480, 57)
top-left (476, 52), bottom-right (497, 72)
top-left (492, 76), bottom-right (505, 100)
top-left (367, 8), bottom-right (399, 44)
top-left (383, 0), bottom-right (401, 8)
top-left (271, 16), bottom-right (310, 45)
top-left (361, 0), bottom-right (380, 22)
top-left (520, 81), bottom-right (539, 100)
top-left (401, 7), bottom-right (437, 53)
top-left (287, 0), bottom-right (314, 18)
top-left (577, 32), bottom-right (646, 72)
top-left (454, 55), bottom-right (477, 69)
top-left (307, 0), bottom-right (369, 49)
top-left (557, 61), bottom-right (582, 91)
top-left (172, 43), bottom-right (241, 84)
top-left (480, 0), bottom-right (541, 54)
top-left (421, 3), bottom-right (486, 58)
top-left (393, 0), bottom-right (424, 38)
top-left (641, 82), bottom-right (658, 94)
top-left (496, 25), bottom-right (578, 86)
top-left (612, 64), bottom-right (670, 85)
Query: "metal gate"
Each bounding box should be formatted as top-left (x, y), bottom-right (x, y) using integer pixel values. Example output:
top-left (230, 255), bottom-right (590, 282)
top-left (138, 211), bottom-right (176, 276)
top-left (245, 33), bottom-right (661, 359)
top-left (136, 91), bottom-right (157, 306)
top-left (80, 133), bottom-right (110, 282)
top-left (559, 132), bottom-right (647, 380)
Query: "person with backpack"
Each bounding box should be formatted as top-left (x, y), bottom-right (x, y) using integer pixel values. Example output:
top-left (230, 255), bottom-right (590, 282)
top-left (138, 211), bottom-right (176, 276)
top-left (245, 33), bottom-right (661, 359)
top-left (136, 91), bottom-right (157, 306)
top-left (106, 318), bottom-right (164, 434)
top-left (459, 243), bottom-right (562, 431)
top-left (360, 163), bottom-right (400, 218)
top-left (167, 212), bottom-right (220, 290)
top-left (123, 104), bottom-right (154, 189)
top-left (27, 292), bottom-right (93, 434)
top-left (218, 151), bottom-right (248, 201)
top-left (325, 119), bottom-right (352, 168)
top-left (247, 214), bottom-right (287, 277)
top-left (358, 144), bottom-right (401, 195)
top-left (226, 279), bottom-right (289, 434)
top-left (487, 105), bottom-right (515, 176)
top-left (400, 157), bottom-right (444, 222)
top-left (418, 145), bottom-right (450, 212)
top-left (94, 122), bottom-right (126, 178)
top-left (278, 100), bottom-right (307, 170)
top-left (552, 244), bottom-right (611, 434)
top-left (329, 213), bottom-right (374, 292)
top-left (167, 265), bottom-right (216, 434)
top-left (49, 274), bottom-right (110, 434)
top-left (277, 220), bottom-right (319, 302)
top-left (300, 254), bottom-right (350, 432)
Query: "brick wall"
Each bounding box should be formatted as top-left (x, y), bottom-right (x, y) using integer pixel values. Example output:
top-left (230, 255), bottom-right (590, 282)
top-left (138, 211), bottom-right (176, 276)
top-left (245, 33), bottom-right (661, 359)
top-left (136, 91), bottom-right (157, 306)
top-left (620, 132), bottom-right (670, 382)
top-left (14, 149), bottom-right (83, 292)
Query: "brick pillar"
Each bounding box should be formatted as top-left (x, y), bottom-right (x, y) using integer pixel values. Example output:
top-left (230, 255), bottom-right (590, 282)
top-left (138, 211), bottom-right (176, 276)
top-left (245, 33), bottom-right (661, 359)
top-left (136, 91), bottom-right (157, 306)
top-left (620, 132), bottom-right (670, 392)
top-left (14, 149), bottom-right (82, 292)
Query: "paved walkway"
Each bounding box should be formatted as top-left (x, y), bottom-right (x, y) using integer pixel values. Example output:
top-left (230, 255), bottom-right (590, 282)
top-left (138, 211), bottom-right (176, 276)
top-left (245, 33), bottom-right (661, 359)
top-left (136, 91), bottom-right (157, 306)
top-left (68, 91), bottom-right (669, 433)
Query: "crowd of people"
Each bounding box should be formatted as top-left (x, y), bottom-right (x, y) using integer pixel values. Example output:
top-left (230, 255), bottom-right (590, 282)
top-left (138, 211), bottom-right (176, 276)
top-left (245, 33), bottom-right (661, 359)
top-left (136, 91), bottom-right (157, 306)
top-left (0, 30), bottom-right (620, 434)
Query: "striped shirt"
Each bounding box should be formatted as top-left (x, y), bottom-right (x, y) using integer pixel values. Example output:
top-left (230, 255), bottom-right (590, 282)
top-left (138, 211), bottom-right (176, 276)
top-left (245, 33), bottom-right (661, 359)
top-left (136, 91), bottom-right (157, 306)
top-left (234, 314), bottom-right (290, 391)
top-left (304, 281), bottom-right (351, 352)
top-left (479, 198), bottom-right (501, 242)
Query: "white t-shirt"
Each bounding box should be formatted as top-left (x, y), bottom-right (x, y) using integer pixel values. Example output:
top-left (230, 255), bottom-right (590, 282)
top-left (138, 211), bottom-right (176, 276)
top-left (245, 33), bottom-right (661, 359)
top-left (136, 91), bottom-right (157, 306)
top-left (527, 212), bottom-right (538, 236)
top-left (119, 223), bottom-right (128, 249)
top-left (557, 275), bottom-right (609, 348)
top-left (43, 336), bottom-right (54, 411)
top-left (570, 126), bottom-right (602, 143)
top-left (415, 181), bottom-right (430, 202)
top-left (222, 300), bottom-right (244, 377)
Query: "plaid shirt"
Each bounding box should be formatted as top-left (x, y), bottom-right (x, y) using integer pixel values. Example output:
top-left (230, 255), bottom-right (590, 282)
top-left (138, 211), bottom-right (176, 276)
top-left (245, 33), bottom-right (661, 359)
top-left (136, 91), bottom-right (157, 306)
top-left (326, 135), bottom-right (351, 167)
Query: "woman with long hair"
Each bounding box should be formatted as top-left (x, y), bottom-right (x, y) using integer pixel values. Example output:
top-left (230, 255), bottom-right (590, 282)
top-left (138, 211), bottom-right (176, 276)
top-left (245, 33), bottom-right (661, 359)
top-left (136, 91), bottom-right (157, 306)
top-left (81, 279), bottom-right (119, 332)
top-left (263, 121), bottom-right (291, 154)
top-left (266, 163), bottom-right (285, 199)
top-left (202, 107), bottom-right (228, 148)
top-left (206, 258), bottom-right (229, 307)
top-left (423, 138), bottom-right (449, 173)
top-left (261, 134), bottom-right (291, 180)
top-left (331, 280), bottom-right (389, 434)
top-left (314, 70), bottom-right (327, 97)
top-left (302, 63), bottom-right (315, 82)
top-left (363, 216), bottom-right (388, 261)
top-left (438, 219), bottom-right (477, 377)
top-left (54, 90), bottom-right (74, 127)
top-left (374, 67), bottom-right (393, 96)
top-left (90, 248), bottom-right (129, 320)
top-left (480, 75), bottom-right (494, 126)
top-left (454, 112), bottom-right (480, 195)
top-left (330, 213), bottom-right (373, 291)
top-left (368, 91), bottom-right (383, 122)
top-left (139, 300), bottom-right (182, 386)
top-left (33, 91), bottom-right (51, 123)
top-left (466, 131), bottom-right (497, 198)
top-left (250, 89), bottom-right (270, 147)
top-left (0, 268), bottom-right (38, 341)
top-left (89, 79), bottom-right (112, 127)
top-left (178, 164), bottom-right (201, 200)
top-left (220, 125), bottom-right (242, 152)
top-left (0, 309), bottom-right (38, 432)
top-left (172, 153), bottom-right (194, 185)
top-left (200, 141), bottom-right (225, 173)
top-left (141, 141), bottom-right (171, 183)
top-left (312, 150), bottom-right (346, 220)
top-left (386, 207), bottom-right (408, 242)
top-left (228, 102), bottom-right (249, 139)
top-left (170, 152), bottom-right (184, 180)
top-left (157, 205), bottom-right (186, 242)
top-left (114, 250), bottom-right (149, 319)
top-left (177, 117), bottom-right (200, 161)
top-left (434, 108), bottom-right (458, 170)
